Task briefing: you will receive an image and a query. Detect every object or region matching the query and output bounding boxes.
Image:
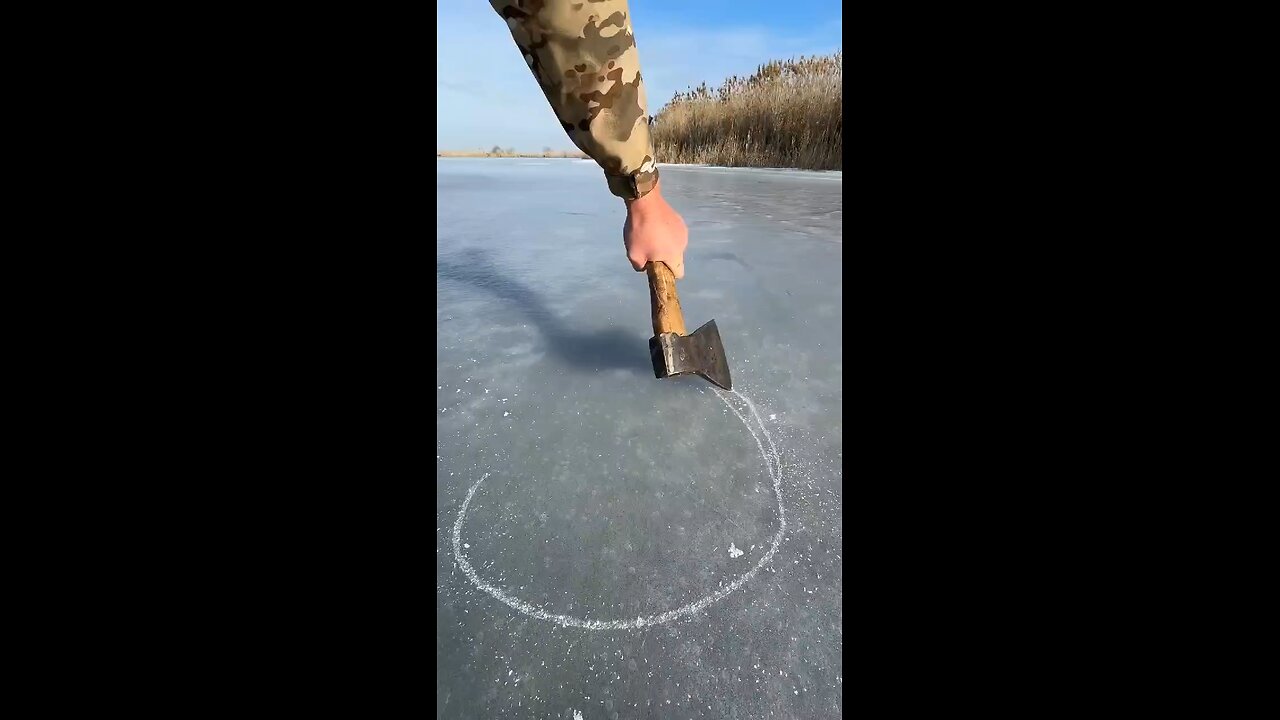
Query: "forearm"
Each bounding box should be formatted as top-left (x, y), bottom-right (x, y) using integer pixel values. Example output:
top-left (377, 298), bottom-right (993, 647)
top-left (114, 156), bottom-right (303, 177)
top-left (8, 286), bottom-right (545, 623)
top-left (491, 0), bottom-right (658, 199)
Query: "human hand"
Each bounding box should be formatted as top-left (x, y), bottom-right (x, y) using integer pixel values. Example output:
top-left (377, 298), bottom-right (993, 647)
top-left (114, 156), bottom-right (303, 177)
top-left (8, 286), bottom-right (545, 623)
top-left (623, 181), bottom-right (689, 279)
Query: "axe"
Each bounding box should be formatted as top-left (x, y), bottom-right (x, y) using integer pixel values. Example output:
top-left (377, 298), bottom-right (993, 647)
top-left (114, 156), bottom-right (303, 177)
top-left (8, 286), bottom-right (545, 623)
top-left (645, 261), bottom-right (732, 391)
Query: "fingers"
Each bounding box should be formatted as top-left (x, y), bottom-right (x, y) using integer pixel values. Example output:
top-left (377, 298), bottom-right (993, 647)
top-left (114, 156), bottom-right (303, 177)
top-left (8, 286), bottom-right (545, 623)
top-left (666, 257), bottom-right (685, 279)
top-left (627, 252), bottom-right (684, 278)
top-left (623, 216), bottom-right (688, 278)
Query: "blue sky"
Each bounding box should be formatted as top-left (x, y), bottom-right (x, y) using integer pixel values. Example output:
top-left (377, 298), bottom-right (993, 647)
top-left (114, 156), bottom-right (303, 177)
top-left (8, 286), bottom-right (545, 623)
top-left (437, 1), bottom-right (842, 152)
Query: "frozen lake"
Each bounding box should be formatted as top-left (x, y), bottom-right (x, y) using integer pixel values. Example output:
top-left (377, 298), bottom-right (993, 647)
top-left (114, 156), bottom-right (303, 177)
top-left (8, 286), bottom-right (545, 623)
top-left (437, 158), bottom-right (842, 718)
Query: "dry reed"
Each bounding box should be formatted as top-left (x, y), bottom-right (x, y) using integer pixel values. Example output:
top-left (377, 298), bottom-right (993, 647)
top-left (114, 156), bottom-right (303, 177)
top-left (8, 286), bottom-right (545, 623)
top-left (653, 51), bottom-right (841, 170)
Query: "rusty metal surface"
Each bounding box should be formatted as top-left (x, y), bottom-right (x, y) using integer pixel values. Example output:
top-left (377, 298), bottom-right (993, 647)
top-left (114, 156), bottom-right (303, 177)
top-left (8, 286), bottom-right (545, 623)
top-left (649, 320), bottom-right (732, 390)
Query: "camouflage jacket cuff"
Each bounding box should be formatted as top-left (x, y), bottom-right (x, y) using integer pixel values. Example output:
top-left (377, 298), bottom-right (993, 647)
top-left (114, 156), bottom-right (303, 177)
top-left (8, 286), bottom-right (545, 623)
top-left (605, 167), bottom-right (660, 200)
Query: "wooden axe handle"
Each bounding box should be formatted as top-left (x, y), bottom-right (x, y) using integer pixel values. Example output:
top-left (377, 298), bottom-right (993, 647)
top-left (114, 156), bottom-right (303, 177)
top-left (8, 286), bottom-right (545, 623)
top-left (646, 261), bottom-right (687, 336)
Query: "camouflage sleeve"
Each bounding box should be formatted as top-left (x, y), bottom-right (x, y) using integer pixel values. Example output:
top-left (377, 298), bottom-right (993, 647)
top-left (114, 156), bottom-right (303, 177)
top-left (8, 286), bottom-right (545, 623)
top-left (491, 0), bottom-right (659, 199)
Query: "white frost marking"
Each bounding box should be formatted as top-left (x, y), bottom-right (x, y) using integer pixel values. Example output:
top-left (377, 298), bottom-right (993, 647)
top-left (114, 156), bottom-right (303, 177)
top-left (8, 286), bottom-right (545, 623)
top-left (451, 388), bottom-right (786, 630)
top-left (770, 413), bottom-right (777, 420)
top-left (729, 542), bottom-right (743, 558)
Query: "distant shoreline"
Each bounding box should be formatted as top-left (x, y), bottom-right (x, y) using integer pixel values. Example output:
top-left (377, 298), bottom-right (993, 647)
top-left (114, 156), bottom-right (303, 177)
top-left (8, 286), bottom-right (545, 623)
top-left (436, 156), bottom-right (840, 176)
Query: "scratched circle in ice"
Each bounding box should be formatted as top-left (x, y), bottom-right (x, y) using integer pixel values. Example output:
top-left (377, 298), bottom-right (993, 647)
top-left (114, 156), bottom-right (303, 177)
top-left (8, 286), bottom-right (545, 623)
top-left (451, 388), bottom-right (786, 630)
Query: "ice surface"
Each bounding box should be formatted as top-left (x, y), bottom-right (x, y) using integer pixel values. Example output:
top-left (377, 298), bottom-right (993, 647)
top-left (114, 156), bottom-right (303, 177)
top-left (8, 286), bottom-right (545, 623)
top-left (437, 158), bottom-right (842, 719)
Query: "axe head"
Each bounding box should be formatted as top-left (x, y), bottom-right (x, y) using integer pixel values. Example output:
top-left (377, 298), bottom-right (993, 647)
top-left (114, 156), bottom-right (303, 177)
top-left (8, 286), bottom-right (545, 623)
top-left (648, 319), bottom-right (732, 391)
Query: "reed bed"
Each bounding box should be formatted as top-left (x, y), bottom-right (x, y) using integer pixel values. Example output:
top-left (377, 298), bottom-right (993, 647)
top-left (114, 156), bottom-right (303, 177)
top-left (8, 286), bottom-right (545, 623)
top-left (653, 51), bottom-right (841, 170)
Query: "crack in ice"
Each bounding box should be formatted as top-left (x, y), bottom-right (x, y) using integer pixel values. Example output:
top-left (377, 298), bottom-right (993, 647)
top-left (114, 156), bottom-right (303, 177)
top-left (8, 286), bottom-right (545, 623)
top-left (450, 388), bottom-right (786, 630)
